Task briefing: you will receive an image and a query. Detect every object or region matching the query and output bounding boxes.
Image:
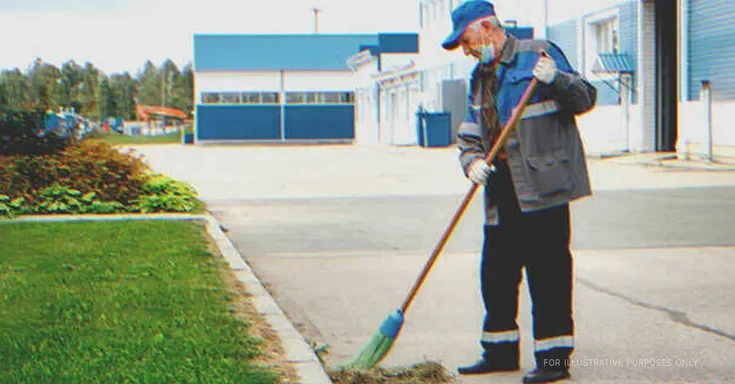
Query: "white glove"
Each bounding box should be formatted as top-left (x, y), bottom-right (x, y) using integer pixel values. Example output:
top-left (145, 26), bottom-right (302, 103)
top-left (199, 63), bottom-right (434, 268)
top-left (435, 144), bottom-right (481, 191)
top-left (468, 159), bottom-right (495, 185)
top-left (533, 55), bottom-right (557, 84)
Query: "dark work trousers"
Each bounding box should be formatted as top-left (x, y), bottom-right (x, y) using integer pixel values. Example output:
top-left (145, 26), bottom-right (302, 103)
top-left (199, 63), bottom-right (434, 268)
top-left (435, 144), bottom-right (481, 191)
top-left (479, 159), bottom-right (574, 371)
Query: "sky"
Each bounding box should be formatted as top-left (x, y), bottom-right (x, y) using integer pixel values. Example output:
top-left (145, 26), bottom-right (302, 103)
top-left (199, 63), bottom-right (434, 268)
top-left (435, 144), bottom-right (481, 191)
top-left (0, 0), bottom-right (624, 75)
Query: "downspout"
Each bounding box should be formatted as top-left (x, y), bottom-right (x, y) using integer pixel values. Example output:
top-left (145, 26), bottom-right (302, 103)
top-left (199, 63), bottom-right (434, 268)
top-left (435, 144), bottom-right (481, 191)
top-left (636, 0), bottom-right (646, 153)
top-left (679, 0), bottom-right (689, 102)
top-left (280, 70), bottom-right (286, 141)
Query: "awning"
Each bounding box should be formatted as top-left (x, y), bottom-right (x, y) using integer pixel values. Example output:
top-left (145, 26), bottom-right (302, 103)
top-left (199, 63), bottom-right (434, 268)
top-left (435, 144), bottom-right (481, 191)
top-left (592, 53), bottom-right (634, 74)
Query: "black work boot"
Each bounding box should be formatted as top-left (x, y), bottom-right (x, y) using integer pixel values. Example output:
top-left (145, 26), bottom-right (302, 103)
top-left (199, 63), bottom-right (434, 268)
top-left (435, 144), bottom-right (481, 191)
top-left (458, 343), bottom-right (519, 375)
top-left (522, 367), bottom-right (570, 383)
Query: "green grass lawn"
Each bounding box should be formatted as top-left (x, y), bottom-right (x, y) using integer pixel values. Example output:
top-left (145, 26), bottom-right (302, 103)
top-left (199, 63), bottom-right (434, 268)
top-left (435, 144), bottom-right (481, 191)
top-left (0, 221), bottom-right (279, 383)
top-left (98, 131), bottom-right (182, 145)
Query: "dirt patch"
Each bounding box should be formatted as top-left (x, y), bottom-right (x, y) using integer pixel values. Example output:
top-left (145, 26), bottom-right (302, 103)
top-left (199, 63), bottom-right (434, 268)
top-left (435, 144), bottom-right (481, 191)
top-left (220, 267), bottom-right (301, 383)
top-left (326, 361), bottom-right (455, 384)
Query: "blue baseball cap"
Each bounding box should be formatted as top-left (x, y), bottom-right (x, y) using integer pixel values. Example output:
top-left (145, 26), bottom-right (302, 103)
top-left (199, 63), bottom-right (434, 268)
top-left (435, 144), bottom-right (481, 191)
top-left (442, 0), bottom-right (497, 50)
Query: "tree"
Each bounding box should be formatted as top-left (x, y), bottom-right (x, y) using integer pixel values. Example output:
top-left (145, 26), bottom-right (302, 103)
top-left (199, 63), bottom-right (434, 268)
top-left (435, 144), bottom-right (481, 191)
top-left (110, 72), bottom-right (137, 120)
top-left (171, 62), bottom-right (194, 116)
top-left (0, 69), bottom-right (29, 110)
top-left (135, 60), bottom-right (161, 107)
top-left (2, 57), bottom-right (191, 121)
top-left (96, 76), bottom-right (116, 120)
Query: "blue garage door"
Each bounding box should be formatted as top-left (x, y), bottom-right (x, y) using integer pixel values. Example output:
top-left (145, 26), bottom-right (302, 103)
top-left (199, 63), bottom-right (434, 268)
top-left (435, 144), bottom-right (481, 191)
top-left (284, 105), bottom-right (355, 140)
top-left (196, 105), bottom-right (281, 140)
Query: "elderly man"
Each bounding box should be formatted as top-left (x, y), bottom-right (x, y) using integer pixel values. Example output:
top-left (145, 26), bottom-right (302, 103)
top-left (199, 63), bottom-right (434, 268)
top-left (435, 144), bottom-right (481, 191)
top-left (441, 1), bottom-right (597, 383)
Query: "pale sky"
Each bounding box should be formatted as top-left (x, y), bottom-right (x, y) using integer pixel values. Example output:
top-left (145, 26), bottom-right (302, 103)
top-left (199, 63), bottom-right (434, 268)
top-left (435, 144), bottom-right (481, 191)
top-left (0, 0), bottom-right (623, 75)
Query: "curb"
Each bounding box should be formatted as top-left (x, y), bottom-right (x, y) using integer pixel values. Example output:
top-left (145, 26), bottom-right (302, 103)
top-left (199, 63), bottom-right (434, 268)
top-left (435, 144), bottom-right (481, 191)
top-left (2, 213), bottom-right (333, 384)
top-left (202, 214), bottom-right (333, 384)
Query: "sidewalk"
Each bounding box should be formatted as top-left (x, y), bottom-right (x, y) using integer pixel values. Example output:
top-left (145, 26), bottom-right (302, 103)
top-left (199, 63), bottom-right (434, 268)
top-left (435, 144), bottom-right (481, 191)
top-left (600, 151), bottom-right (735, 172)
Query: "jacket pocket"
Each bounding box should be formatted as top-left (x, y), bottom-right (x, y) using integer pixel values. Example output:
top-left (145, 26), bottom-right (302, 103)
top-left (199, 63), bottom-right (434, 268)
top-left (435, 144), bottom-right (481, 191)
top-left (526, 149), bottom-right (573, 197)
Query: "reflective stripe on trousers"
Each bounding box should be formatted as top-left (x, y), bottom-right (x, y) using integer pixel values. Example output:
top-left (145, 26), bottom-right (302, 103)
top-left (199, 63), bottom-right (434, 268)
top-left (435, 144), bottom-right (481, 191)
top-left (481, 329), bottom-right (520, 344)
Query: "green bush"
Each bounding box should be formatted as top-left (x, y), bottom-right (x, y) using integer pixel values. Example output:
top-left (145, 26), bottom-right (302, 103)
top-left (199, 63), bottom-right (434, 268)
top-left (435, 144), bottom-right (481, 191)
top-left (0, 140), bottom-right (150, 207)
top-left (135, 174), bottom-right (198, 213)
top-left (0, 140), bottom-right (200, 218)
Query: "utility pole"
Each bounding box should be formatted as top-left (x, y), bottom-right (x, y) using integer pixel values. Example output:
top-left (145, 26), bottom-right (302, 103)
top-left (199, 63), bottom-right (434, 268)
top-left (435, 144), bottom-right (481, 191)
top-left (313, 7), bottom-right (321, 34)
top-left (542, 0), bottom-right (548, 38)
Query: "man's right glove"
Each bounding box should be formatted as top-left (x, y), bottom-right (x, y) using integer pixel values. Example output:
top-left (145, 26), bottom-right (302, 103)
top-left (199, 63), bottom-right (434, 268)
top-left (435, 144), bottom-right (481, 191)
top-left (467, 159), bottom-right (496, 185)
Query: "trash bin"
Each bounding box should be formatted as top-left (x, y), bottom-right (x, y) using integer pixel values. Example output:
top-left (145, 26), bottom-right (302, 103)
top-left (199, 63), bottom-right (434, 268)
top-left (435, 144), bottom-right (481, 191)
top-left (421, 112), bottom-right (452, 148)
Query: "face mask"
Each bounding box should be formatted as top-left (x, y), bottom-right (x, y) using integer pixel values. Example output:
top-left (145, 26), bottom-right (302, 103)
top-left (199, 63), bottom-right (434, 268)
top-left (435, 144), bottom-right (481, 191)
top-left (480, 43), bottom-right (495, 65)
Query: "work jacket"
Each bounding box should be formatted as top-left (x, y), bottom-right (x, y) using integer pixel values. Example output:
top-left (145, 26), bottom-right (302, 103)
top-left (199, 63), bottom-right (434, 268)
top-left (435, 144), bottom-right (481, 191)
top-left (457, 34), bottom-right (598, 225)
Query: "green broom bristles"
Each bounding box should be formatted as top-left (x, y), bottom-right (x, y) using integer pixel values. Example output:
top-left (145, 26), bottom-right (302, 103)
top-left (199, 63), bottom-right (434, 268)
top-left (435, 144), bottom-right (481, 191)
top-left (341, 309), bottom-right (404, 370)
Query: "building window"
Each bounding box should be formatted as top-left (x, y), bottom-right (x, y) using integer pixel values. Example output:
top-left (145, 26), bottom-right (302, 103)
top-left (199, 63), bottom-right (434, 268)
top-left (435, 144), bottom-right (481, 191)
top-left (594, 17), bottom-right (619, 54)
top-left (221, 92), bottom-right (240, 104)
top-left (285, 91), bottom-right (355, 105)
top-left (201, 91), bottom-right (280, 104)
top-left (584, 8), bottom-right (620, 79)
top-left (202, 93), bottom-right (220, 104)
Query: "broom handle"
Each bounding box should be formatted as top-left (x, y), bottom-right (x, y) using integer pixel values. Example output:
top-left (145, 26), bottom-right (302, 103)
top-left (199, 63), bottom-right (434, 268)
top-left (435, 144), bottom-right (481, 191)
top-left (400, 77), bottom-right (541, 314)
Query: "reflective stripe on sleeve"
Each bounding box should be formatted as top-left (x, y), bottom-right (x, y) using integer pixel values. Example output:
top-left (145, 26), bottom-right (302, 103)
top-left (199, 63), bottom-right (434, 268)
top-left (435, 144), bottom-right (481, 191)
top-left (458, 121), bottom-right (482, 137)
top-left (521, 100), bottom-right (560, 120)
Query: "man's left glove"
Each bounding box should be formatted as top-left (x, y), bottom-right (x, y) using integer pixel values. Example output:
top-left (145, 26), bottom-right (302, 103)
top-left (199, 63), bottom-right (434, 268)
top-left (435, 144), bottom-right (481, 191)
top-left (533, 54), bottom-right (557, 84)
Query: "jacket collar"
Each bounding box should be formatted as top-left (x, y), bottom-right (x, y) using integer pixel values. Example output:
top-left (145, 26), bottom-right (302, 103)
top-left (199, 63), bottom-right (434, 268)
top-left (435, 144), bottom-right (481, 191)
top-left (497, 33), bottom-right (517, 66)
top-left (474, 33), bottom-right (517, 75)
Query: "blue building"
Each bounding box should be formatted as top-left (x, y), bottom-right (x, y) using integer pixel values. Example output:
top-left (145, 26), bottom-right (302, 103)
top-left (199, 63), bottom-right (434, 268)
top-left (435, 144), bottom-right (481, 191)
top-left (547, 0), bottom-right (735, 160)
top-left (192, 33), bottom-right (418, 143)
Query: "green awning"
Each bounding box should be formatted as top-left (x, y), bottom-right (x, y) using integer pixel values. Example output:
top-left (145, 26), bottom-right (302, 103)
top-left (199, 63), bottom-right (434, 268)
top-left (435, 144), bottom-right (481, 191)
top-left (592, 53), bottom-right (634, 74)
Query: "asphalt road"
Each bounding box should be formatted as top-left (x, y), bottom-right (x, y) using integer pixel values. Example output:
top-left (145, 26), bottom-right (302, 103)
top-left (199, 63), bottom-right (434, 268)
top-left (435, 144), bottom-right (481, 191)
top-left (210, 185), bottom-right (735, 383)
top-left (134, 144), bottom-right (735, 383)
top-left (211, 186), bottom-right (735, 257)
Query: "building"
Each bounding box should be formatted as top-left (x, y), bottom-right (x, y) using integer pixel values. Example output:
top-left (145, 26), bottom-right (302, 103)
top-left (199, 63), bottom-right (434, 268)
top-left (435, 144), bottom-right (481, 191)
top-left (348, 0), bottom-right (734, 163)
top-left (192, 33), bottom-right (417, 144)
top-left (547, 0), bottom-right (735, 161)
top-left (347, 0), bottom-right (533, 147)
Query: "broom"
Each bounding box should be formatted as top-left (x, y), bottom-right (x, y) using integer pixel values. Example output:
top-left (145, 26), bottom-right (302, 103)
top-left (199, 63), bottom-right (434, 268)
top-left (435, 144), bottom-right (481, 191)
top-left (341, 72), bottom-right (543, 370)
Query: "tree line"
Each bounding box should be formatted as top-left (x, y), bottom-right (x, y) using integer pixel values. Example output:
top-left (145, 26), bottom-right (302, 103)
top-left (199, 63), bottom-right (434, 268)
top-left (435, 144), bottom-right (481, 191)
top-left (0, 58), bottom-right (193, 121)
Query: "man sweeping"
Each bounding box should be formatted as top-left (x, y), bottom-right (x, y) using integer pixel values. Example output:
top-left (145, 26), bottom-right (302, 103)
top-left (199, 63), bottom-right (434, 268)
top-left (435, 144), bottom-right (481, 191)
top-left (441, 1), bottom-right (597, 383)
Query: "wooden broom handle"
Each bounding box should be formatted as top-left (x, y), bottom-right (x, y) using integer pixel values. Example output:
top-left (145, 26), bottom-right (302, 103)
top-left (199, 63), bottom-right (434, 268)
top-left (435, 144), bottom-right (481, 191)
top-left (400, 76), bottom-right (541, 314)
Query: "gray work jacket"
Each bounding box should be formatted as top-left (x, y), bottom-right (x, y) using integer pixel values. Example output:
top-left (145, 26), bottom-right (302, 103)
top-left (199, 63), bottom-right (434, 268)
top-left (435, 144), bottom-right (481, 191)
top-left (457, 36), bottom-right (598, 225)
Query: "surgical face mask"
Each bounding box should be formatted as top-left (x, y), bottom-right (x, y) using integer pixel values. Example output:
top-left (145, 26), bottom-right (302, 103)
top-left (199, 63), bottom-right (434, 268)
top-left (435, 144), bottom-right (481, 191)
top-left (480, 43), bottom-right (495, 65)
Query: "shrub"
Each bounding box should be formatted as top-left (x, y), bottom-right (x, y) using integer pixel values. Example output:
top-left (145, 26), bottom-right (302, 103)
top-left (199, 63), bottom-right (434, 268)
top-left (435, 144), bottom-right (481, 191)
top-left (134, 174), bottom-right (199, 213)
top-left (0, 140), bottom-right (200, 217)
top-left (0, 110), bottom-right (73, 155)
top-left (0, 140), bottom-right (150, 207)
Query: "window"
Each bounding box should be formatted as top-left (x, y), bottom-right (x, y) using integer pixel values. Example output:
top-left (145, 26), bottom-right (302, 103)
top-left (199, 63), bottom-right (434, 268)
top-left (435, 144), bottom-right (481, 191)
top-left (260, 92), bottom-right (280, 104)
top-left (221, 92), bottom-right (240, 104)
top-left (202, 93), bottom-right (220, 104)
top-left (202, 91), bottom-right (280, 104)
top-left (584, 8), bottom-right (620, 79)
top-left (241, 92), bottom-right (261, 104)
top-left (285, 92), bottom-right (355, 105)
top-left (594, 17), bottom-right (619, 54)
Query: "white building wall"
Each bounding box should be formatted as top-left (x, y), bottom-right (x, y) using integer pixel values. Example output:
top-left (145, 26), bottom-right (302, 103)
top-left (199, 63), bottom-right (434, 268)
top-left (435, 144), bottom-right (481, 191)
top-left (283, 70), bottom-right (354, 91)
top-left (379, 73), bottom-right (422, 146)
top-left (195, 71), bottom-right (281, 93)
top-left (677, 100), bottom-right (735, 161)
top-left (380, 54), bottom-right (420, 70)
top-left (351, 56), bottom-right (381, 145)
top-left (194, 71), bottom-right (281, 103)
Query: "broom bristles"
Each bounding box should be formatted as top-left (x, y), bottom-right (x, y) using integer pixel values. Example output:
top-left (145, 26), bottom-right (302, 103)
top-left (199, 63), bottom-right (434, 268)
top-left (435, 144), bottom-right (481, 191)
top-left (341, 310), bottom-right (404, 369)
